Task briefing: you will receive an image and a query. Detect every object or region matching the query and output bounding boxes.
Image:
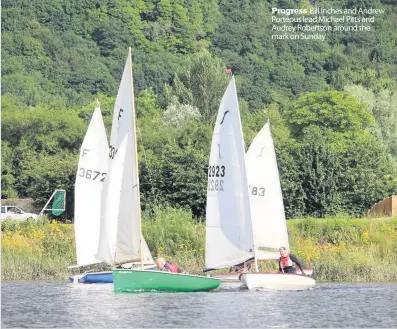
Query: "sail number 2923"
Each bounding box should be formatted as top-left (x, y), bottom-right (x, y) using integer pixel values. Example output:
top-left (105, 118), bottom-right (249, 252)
top-left (208, 165), bottom-right (225, 178)
top-left (207, 165), bottom-right (225, 192)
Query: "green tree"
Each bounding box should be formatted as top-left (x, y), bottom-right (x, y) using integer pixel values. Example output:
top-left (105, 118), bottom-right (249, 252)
top-left (165, 50), bottom-right (229, 122)
top-left (159, 142), bottom-right (208, 218)
top-left (1, 142), bottom-right (18, 198)
top-left (285, 90), bottom-right (396, 216)
top-left (337, 131), bottom-right (397, 214)
top-left (297, 127), bottom-right (342, 217)
top-left (286, 91), bottom-right (374, 137)
top-left (345, 84), bottom-right (397, 158)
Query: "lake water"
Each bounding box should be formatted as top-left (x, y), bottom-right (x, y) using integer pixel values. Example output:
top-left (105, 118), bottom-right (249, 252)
top-left (2, 281), bottom-right (397, 328)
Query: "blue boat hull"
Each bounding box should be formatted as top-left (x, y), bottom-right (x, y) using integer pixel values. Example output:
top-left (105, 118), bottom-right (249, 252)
top-left (69, 271), bottom-right (113, 284)
top-left (69, 266), bottom-right (157, 284)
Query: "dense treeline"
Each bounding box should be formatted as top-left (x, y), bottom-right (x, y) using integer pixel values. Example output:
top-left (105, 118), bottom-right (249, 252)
top-left (2, 0), bottom-right (397, 219)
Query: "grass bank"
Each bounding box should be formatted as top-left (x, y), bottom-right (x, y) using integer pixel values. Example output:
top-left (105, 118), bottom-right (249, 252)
top-left (289, 217), bottom-right (397, 282)
top-left (2, 208), bottom-right (396, 282)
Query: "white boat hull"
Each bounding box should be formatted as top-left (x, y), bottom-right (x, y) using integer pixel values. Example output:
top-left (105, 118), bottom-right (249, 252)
top-left (212, 268), bottom-right (313, 282)
top-left (241, 273), bottom-right (315, 291)
top-left (296, 268), bottom-right (313, 276)
top-left (212, 273), bottom-right (241, 282)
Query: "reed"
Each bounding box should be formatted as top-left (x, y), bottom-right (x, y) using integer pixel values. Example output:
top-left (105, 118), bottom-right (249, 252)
top-left (287, 217), bottom-right (397, 282)
top-left (1, 217), bottom-right (76, 280)
top-left (1, 208), bottom-right (396, 281)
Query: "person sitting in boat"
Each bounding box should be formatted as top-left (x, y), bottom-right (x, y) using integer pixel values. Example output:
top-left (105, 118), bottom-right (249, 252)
top-left (278, 246), bottom-right (306, 275)
top-left (229, 258), bottom-right (254, 273)
top-left (155, 257), bottom-right (182, 273)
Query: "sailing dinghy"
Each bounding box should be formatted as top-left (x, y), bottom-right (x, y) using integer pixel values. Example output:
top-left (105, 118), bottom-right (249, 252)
top-left (95, 47), bottom-right (155, 272)
top-left (69, 106), bottom-right (113, 283)
top-left (101, 49), bottom-right (220, 292)
top-left (69, 105), bottom-right (152, 284)
top-left (204, 77), bottom-right (314, 290)
top-left (240, 121), bottom-right (315, 290)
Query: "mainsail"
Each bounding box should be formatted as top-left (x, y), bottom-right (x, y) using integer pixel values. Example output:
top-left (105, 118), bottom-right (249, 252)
top-left (96, 49), bottom-right (153, 266)
top-left (205, 76), bottom-right (255, 270)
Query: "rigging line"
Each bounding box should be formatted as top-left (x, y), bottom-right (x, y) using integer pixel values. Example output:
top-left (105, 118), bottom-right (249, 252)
top-left (136, 125), bottom-right (160, 206)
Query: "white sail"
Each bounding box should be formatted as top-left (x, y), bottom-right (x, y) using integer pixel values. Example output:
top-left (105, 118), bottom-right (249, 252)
top-left (96, 134), bottom-right (128, 264)
top-left (246, 121), bottom-right (289, 260)
top-left (74, 107), bottom-right (108, 266)
top-left (205, 76), bottom-right (255, 270)
top-left (96, 49), bottom-right (153, 265)
top-left (96, 134), bottom-right (153, 265)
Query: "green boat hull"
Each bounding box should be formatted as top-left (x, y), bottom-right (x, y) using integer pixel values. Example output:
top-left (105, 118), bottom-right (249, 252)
top-left (113, 269), bottom-right (221, 293)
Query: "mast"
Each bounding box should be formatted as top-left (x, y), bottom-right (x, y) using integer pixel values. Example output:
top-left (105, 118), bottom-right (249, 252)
top-left (267, 117), bottom-right (290, 254)
top-left (232, 74), bottom-right (258, 273)
top-left (249, 118), bottom-right (272, 273)
top-left (250, 118), bottom-right (273, 273)
top-left (128, 47), bottom-right (144, 269)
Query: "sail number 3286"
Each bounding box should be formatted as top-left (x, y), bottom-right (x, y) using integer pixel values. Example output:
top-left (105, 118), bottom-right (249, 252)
top-left (208, 179), bottom-right (224, 191)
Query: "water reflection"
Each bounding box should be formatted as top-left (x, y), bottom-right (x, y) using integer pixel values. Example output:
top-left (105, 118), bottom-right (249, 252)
top-left (2, 282), bottom-right (397, 328)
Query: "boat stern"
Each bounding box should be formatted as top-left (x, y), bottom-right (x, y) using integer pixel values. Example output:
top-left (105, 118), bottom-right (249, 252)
top-left (241, 273), bottom-right (315, 291)
top-left (69, 271), bottom-right (113, 284)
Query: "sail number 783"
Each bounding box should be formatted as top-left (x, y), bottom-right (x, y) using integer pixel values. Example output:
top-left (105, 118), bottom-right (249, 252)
top-left (249, 186), bottom-right (265, 196)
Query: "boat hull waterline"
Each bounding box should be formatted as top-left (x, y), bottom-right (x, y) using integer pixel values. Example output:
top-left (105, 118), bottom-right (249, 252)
top-left (69, 271), bottom-right (113, 284)
top-left (212, 268), bottom-right (313, 282)
top-left (69, 265), bottom-right (157, 284)
top-left (240, 273), bottom-right (315, 291)
top-left (113, 269), bottom-right (221, 292)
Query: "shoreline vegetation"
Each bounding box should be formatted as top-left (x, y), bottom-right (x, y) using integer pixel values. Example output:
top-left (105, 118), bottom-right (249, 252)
top-left (1, 207), bottom-right (396, 282)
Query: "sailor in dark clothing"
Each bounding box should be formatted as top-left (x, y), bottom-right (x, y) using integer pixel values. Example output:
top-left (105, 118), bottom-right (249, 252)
top-left (278, 246), bottom-right (306, 275)
top-left (229, 258), bottom-right (254, 273)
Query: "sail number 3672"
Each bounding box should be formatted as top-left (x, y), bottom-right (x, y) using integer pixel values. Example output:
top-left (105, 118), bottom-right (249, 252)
top-left (78, 168), bottom-right (107, 182)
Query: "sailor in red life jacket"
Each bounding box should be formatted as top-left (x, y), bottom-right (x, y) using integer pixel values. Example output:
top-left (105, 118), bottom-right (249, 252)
top-left (155, 257), bottom-right (182, 273)
top-left (278, 246), bottom-right (306, 275)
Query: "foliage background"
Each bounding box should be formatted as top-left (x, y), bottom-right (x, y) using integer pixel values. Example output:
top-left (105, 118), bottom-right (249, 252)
top-left (2, 0), bottom-right (397, 219)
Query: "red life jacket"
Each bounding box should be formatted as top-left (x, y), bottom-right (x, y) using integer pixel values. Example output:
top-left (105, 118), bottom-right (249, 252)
top-left (280, 254), bottom-right (293, 268)
top-left (164, 261), bottom-right (181, 273)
